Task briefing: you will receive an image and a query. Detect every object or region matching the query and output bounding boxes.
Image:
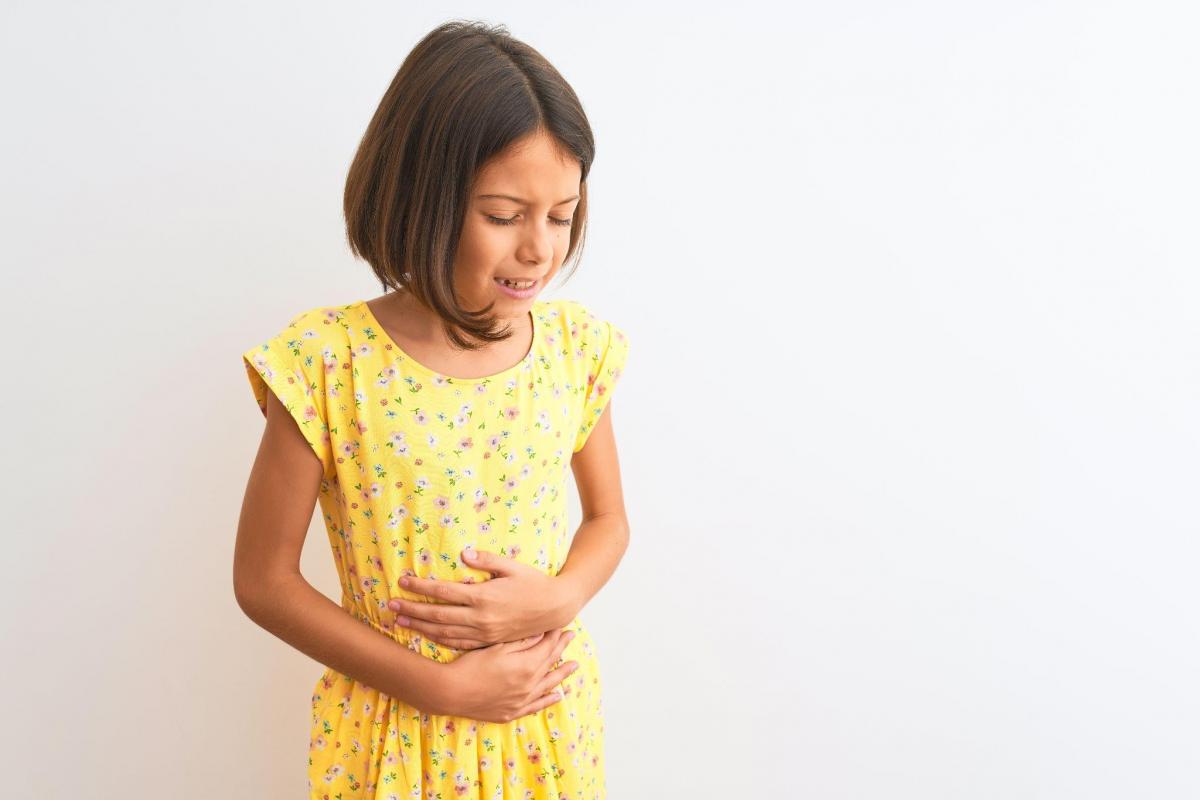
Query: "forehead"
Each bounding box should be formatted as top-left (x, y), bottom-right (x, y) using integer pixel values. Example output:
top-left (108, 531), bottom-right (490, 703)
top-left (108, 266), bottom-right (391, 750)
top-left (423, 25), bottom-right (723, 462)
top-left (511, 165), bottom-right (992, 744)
top-left (474, 132), bottom-right (581, 199)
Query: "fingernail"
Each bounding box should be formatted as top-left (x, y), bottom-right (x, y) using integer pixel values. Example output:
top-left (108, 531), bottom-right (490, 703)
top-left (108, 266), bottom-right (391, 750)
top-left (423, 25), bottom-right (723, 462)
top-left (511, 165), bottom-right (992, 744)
top-left (399, 578), bottom-right (410, 588)
top-left (463, 548), bottom-right (476, 560)
top-left (566, 631), bottom-right (576, 641)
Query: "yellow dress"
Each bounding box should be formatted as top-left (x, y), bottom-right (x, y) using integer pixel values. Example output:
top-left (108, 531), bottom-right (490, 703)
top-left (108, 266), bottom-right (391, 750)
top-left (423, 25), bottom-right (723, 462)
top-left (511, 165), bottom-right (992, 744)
top-left (241, 297), bottom-right (630, 799)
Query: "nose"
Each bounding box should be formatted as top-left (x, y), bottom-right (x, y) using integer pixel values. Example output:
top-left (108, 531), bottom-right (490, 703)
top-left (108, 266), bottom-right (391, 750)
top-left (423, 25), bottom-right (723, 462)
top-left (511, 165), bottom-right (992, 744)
top-left (515, 221), bottom-right (555, 266)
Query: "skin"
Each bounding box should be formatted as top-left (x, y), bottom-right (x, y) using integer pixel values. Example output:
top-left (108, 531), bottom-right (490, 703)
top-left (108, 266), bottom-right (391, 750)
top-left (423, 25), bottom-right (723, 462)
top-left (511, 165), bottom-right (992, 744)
top-left (234, 129), bottom-right (630, 719)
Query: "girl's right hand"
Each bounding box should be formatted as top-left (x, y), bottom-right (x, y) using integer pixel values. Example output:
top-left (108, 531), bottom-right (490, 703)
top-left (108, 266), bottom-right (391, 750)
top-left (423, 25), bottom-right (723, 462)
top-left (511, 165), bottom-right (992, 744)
top-left (436, 628), bottom-right (579, 723)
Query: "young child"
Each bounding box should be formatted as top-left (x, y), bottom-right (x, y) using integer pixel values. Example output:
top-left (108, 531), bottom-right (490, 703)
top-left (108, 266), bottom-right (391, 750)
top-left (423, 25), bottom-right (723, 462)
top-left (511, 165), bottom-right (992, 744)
top-left (233, 20), bottom-right (631, 800)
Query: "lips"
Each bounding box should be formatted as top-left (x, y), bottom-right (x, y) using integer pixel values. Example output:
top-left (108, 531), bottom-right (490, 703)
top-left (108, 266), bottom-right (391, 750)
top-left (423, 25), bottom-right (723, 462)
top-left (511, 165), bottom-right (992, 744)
top-left (493, 276), bottom-right (540, 299)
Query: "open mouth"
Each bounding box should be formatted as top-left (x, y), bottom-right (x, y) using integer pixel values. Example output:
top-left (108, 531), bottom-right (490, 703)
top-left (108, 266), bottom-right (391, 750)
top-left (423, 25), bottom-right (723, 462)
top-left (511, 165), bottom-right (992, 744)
top-left (495, 277), bottom-right (537, 289)
top-left (493, 276), bottom-right (540, 297)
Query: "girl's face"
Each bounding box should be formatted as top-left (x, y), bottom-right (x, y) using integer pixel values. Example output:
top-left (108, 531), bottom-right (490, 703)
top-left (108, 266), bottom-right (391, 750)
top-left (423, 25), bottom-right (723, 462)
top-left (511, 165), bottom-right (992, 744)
top-left (453, 130), bottom-right (582, 321)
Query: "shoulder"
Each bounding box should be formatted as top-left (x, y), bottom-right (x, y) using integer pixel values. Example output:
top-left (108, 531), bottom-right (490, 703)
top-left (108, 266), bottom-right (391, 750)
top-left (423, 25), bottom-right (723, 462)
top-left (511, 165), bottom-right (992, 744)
top-left (264, 303), bottom-right (355, 353)
top-left (280, 303), bottom-right (354, 335)
top-left (242, 303), bottom-right (356, 391)
top-left (540, 298), bottom-right (616, 347)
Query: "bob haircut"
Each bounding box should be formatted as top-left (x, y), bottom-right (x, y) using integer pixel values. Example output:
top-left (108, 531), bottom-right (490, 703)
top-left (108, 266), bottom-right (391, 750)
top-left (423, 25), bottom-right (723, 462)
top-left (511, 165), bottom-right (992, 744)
top-left (344, 20), bottom-right (596, 351)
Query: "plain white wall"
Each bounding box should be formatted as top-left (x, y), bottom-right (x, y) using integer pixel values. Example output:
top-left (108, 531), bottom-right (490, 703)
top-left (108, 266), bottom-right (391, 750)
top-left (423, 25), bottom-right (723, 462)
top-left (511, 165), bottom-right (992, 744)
top-left (3, 2), bottom-right (1197, 797)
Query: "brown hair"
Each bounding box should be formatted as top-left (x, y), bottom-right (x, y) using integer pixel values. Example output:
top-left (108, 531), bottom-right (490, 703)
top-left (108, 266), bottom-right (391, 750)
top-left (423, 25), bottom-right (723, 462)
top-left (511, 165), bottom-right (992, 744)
top-left (344, 20), bottom-right (595, 350)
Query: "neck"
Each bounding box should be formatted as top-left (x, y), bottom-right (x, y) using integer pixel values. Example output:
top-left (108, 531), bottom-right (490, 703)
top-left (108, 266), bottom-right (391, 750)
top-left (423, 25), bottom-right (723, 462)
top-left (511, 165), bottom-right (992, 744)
top-left (388, 287), bottom-right (527, 346)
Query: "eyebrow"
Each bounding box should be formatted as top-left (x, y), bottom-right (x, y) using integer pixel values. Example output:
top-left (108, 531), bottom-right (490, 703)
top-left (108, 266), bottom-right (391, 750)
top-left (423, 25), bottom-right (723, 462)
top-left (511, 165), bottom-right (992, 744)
top-left (476, 193), bottom-right (580, 206)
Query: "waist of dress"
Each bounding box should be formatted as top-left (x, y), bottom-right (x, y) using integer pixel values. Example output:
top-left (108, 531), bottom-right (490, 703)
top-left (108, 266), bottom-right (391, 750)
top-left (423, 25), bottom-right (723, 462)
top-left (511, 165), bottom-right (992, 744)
top-left (339, 595), bottom-right (584, 658)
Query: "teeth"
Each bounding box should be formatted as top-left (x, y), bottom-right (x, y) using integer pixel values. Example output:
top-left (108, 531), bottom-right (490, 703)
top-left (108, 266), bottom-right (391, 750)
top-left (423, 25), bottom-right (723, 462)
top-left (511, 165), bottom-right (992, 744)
top-left (497, 278), bottom-right (535, 289)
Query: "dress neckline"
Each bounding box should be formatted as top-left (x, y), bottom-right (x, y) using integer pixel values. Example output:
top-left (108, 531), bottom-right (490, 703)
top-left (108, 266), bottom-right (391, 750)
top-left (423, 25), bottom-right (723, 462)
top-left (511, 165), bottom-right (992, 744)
top-left (356, 297), bottom-right (540, 384)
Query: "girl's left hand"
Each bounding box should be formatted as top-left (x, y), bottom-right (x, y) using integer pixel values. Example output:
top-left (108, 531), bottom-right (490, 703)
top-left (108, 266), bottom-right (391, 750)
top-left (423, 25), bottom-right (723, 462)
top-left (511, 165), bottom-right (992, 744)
top-left (387, 547), bottom-right (579, 650)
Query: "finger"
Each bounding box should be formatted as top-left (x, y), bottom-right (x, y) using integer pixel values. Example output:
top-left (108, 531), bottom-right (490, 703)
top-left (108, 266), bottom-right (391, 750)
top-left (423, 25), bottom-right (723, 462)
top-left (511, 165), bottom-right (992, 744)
top-left (506, 632), bottom-right (546, 651)
top-left (461, 547), bottom-right (521, 578)
top-left (388, 598), bottom-right (478, 628)
top-left (513, 688), bottom-right (565, 720)
top-left (427, 636), bottom-right (490, 651)
top-left (525, 628), bottom-right (570, 666)
top-left (540, 629), bottom-right (576, 668)
top-left (394, 576), bottom-right (478, 607)
top-left (525, 628), bottom-right (560, 653)
top-left (535, 660), bottom-right (580, 697)
top-left (396, 616), bottom-right (482, 643)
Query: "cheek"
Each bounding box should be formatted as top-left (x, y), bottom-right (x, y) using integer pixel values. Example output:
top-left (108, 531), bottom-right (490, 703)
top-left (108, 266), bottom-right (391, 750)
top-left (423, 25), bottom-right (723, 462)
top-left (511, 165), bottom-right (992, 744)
top-left (461, 220), bottom-right (513, 259)
top-left (455, 224), bottom-right (507, 275)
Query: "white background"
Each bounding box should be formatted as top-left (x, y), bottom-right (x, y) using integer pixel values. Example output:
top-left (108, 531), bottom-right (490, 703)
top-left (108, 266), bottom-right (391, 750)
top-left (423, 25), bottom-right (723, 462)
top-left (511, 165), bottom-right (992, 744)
top-left (3, 2), bottom-right (1197, 797)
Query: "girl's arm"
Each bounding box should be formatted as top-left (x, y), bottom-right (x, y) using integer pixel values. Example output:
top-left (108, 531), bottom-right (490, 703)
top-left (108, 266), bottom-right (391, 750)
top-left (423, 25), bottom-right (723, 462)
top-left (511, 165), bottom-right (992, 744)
top-left (235, 571), bottom-right (453, 712)
top-left (234, 388), bottom-right (453, 714)
top-left (560, 402), bottom-right (631, 609)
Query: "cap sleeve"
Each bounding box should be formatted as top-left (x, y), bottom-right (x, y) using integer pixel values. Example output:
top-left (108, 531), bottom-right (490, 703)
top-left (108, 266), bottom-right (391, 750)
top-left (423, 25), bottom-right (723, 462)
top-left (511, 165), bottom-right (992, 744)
top-left (573, 316), bottom-right (630, 453)
top-left (241, 309), bottom-right (336, 479)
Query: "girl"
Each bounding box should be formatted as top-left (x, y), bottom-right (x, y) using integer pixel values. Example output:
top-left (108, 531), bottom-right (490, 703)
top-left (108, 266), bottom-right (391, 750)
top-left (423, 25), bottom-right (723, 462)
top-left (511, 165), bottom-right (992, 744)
top-left (233, 20), bottom-right (631, 800)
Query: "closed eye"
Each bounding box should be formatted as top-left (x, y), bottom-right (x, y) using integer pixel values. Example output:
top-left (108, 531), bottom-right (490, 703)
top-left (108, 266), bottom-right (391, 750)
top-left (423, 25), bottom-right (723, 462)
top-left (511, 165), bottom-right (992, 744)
top-left (488, 215), bottom-right (573, 228)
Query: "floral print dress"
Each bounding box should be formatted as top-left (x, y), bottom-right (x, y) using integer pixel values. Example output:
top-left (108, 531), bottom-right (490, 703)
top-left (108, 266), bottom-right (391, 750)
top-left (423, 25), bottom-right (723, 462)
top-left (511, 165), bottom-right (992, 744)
top-left (241, 297), bottom-right (630, 799)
